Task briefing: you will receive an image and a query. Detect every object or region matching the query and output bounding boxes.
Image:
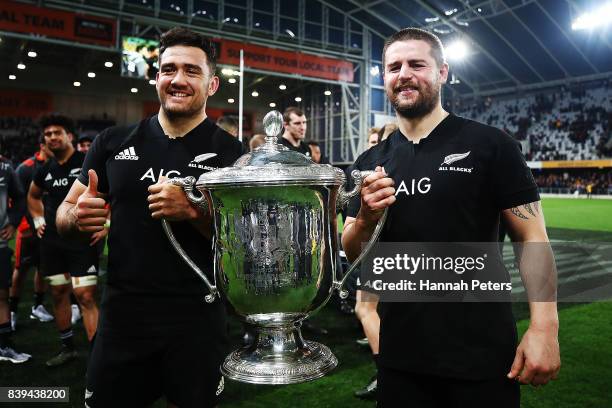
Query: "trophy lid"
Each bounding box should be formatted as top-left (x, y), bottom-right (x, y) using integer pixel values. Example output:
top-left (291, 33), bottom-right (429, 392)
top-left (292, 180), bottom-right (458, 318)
top-left (197, 110), bottom-right (345, 188)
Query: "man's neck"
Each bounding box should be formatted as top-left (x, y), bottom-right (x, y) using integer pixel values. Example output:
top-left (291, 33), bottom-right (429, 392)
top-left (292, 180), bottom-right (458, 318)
top-left (397, 105), bottom-right (449, 144)
top-left (55, 146), bottom-right (74, 164)
top-left (282, 132), bottom-right (301, 147)
top-left (158, 109), bottom-right (207, 138)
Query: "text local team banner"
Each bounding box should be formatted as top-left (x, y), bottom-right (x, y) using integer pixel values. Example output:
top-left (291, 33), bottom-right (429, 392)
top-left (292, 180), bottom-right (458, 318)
top-left (216, 39), bottom-right (355, 82)
top-left (0, 1), bottom-right (115, 47)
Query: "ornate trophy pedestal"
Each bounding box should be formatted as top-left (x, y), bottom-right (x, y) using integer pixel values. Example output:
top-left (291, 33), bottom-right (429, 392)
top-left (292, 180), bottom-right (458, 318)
top-left (221, 323), bottom-right (338, 385)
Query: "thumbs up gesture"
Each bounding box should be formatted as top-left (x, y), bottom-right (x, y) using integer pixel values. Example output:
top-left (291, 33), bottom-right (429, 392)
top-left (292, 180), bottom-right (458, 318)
top-left (74, 169), bottom-right (109, 233)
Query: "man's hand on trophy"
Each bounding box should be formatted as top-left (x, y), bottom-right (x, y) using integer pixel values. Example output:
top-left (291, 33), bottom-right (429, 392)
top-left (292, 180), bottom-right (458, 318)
top-left (148, 176), bottom-right (200, 221)
top-left (73, 170), bottom-right (109, 233)
top-left (357, 166), bottom-right (395, 225)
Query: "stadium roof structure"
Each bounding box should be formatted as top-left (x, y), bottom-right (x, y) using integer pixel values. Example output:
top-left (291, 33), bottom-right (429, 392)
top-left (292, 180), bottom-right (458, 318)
top-left (329, 0), bottom-right (612, 97)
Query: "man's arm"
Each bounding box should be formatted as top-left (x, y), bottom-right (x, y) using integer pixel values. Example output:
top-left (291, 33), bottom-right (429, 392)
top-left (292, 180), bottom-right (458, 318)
top-left (503, 200), bottom-right (560, 386)
top-left (342, 167), bottom-right (395, 262)
top-left (56, 170), bottom-right (108, 239)
top-left (27, 181), bottom-right (46, 238)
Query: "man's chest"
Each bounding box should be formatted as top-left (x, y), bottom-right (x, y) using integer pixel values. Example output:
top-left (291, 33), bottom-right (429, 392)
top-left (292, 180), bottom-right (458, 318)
top-left (43, 163), bottom-right (81, 193)
top-left (106, 138), bottom-right (222, 197)
top-left (374, 143), bottom-right (491, 206)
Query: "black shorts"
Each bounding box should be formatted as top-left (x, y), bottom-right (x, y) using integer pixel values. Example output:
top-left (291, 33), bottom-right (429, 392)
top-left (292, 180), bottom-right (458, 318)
top-left (86, 328), bottom-right (227, 407)
top-left (14, 231), bottom-right (39, 271)
top-left (39, 239), bottom-right (98, 278)
top-left (0, 247), bottom-right (12, 289)
top-left (377, 366), bottom-right (520, 408)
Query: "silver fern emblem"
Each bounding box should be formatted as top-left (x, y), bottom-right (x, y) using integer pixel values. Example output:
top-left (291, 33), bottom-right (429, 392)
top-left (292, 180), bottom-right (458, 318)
top-left (442, 151), bottom-right (471, 165)
top-left (193, 153), bottom-right (217, 163)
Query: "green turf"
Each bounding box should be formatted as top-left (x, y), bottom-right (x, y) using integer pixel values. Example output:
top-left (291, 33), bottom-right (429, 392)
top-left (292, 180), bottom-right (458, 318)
top-left (541, 198), bottom-right (612, 232)
top-left (518, 302), bottom-right (612, 408)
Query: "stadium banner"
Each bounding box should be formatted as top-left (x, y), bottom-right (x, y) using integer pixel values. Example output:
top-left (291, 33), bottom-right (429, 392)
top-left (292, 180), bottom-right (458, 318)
top-left (215, 39), bottom-right (355, 82)
top-left (0, 89), bottom-right (52, 116)
top-left (0, 1), bottom-right (116, 47)
top-left (528, 160), bottom-right (612, 169)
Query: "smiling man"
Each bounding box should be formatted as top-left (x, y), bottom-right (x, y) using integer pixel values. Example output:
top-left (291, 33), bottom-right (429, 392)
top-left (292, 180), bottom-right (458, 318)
top-left (342, 28), bottom-right (560, 407)
top-left (56, 28), bottom-right (243, 407)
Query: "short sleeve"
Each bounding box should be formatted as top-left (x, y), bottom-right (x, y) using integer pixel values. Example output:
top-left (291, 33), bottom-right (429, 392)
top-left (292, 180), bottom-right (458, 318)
top-left (78, 128), bottom-right (111, 194)
top-left (489, 134), bottom-right (539, 210)
top-left (32, 162), bottom-right (47, 189)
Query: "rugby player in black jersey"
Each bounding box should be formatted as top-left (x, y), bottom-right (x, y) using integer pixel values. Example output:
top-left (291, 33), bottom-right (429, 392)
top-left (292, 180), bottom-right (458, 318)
top-left (28, 114), bottom-right (100, 367)
top-left (342, 28), bottom-right (560, 407)
top-left (279, 107), bottom-right (311, 157)
top-left (10, 143), bottom-right (54, 330)
top-left (56, 28), bottom-right (244, 407)
top-left (0, 154), bottom-right (28, 363)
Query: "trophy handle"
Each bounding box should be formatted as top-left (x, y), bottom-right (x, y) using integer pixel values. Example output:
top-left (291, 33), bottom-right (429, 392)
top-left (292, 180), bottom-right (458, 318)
top-left (161, 177), bottom-right (218, 303)
top-left (336, 169), bottom-right (372, 212)
top-left (334, 170), bottom-right (388, 299)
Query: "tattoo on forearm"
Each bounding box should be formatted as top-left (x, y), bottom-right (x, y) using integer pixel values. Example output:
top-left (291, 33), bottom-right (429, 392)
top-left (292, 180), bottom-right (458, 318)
top-left (523, 203), bottom-right (536, 217)
top-left (510, 207), bottom-right (528, 220)
top-left (534, 201), bottom-right (540, 214)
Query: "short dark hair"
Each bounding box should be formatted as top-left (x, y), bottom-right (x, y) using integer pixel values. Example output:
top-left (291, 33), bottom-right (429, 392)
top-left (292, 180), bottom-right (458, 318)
top-left (283, 107), bottom-right (305, 123)
top-left (159, 27), bottom-right (217, 74)
top-left (382, 27), bottom-right (445, 69)
top-left (307, 140), bottom-right (319, 147)
top-left (39, 113), bottom-right (75, 136)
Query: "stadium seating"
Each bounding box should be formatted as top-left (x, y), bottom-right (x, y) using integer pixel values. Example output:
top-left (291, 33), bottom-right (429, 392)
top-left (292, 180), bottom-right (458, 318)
top-left (458, 84), bottom-right (612, 161)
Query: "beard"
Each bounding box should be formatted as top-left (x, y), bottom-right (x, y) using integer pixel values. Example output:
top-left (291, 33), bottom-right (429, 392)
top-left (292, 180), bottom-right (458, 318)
top-left (389, 79), bottom-right (441, 119)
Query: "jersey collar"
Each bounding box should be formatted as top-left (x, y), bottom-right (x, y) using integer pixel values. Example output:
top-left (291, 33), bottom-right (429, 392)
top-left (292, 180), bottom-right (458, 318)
top-left (395, 113), bottom-right (465, 149)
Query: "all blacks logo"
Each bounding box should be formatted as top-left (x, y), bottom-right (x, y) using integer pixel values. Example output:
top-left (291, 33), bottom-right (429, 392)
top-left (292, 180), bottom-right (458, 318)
top-left (438, 151), bottom-right (473, 173)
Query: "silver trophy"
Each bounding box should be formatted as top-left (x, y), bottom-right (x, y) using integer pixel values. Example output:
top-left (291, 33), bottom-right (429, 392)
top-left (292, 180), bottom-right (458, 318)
top-left (162, 111), bottom-right (386, 384)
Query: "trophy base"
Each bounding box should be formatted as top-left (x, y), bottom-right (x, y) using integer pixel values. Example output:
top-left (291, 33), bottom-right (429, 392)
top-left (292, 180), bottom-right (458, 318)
top-left (221, 324), bottom-right (338, 385)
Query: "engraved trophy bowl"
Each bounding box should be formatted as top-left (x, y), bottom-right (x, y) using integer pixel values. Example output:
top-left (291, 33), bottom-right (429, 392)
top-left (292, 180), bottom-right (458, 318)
top-left (162, 110), bottom-right (386, 385)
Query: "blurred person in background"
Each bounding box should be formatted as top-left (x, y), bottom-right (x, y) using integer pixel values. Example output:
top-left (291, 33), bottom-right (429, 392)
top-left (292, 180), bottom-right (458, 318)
top-left (0, 149), bottom-right (28, 363)
top-left (9, 142), bottom-right (54, 331)
top-left (280, 107), bottom-right (311, 158)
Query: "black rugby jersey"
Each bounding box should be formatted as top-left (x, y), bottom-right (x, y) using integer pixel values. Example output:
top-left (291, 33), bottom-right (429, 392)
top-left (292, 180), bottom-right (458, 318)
top-left (0, 158), bottom-right (25, 248)
top-left (78, 115), bottom-right (244, 334)
top-left (33, 151), bottom-right (86, 244)
top-left (347, 113), bottom-right (539, 380)
top-left (279, 137), bottom-right (311, 157)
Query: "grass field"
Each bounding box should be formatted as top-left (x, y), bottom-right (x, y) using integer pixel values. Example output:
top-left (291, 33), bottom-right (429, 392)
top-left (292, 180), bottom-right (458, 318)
top-left (1, 198), bottom-right (611, 407)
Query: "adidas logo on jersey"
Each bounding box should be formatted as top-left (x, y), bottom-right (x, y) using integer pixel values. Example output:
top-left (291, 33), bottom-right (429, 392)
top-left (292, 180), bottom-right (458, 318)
top-left (45, 173), bottom-right (53, 181)
top-left (115, 146), bottom-right (139, 160)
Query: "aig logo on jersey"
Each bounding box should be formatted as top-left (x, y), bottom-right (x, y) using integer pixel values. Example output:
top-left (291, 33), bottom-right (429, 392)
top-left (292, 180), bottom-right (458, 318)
top-left (188, 152), bottom-right (217, 170)
top-left (115, 146), bottom-right (139, 160)
top-left (438, 151), bottom-right (473, 173)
